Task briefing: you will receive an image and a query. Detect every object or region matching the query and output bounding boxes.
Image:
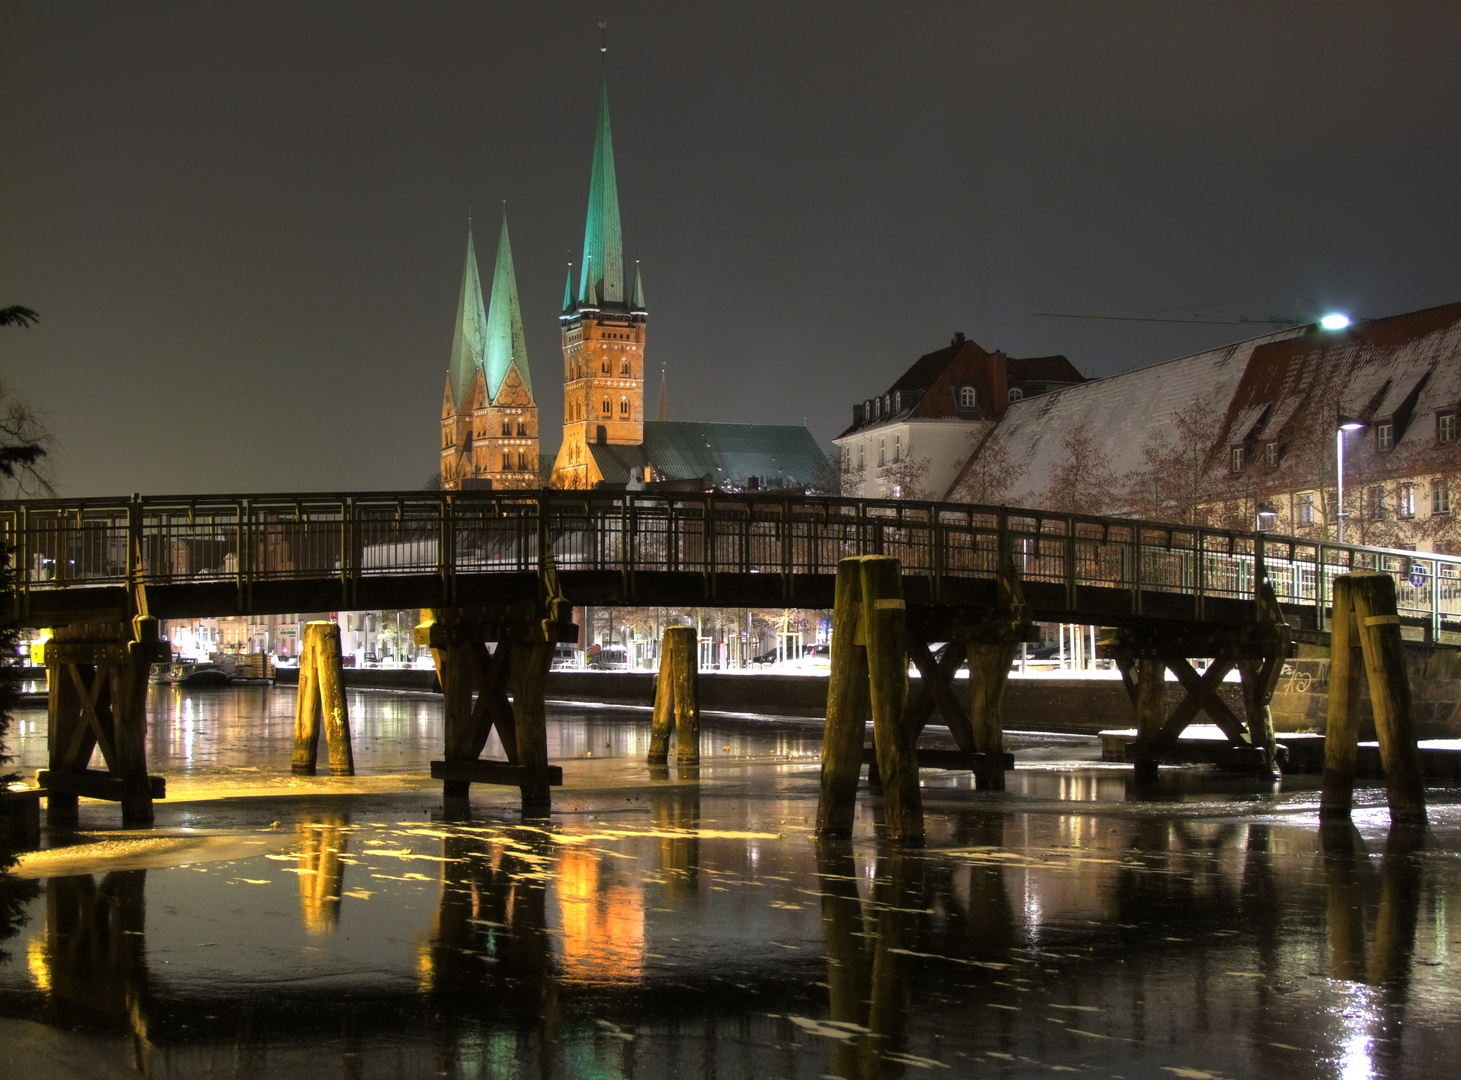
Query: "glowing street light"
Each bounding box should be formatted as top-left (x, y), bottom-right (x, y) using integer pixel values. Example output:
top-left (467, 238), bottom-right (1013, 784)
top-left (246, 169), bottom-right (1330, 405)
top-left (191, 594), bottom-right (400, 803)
top-left (1320, 312), bottom-right (1352, 331)
top-left (1336, 413), bottom-right (1365, 543)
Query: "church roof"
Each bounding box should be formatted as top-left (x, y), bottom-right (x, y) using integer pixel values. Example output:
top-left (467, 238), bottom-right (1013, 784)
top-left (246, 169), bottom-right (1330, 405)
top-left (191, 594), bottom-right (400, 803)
top-left (446, 228), bottom-right (488, 412)
top-left (484, 214), bottom-right (532, 401)
top-left (578, 71), bottom-right (624, 307)
top-left (588, 421), bottom-right (829, 491)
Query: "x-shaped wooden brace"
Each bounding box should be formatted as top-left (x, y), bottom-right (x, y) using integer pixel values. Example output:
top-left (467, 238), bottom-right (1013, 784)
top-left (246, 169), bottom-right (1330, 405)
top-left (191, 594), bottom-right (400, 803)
top-left (907, 640), bottom-right (976, 752)
top-left (64, 662), bottom-right (118, 772)
top-left (1160, 652), bottom-right (1249, 745)
top-left (466, 640), bottom-right (519, 764)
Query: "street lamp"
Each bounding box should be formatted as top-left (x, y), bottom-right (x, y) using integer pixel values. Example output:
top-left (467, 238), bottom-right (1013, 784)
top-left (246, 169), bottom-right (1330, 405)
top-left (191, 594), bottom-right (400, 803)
top-left (1336, 413), bottom-right (1365, 543)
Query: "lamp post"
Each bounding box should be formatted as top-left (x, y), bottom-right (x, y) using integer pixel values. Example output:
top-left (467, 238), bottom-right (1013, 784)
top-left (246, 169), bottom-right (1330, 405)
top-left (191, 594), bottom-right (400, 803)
top-left (1336, 413), bottom-right (1365, 543)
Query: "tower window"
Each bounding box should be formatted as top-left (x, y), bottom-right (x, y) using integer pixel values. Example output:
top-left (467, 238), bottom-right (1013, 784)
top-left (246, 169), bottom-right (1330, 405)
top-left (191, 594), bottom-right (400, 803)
top-left (620, 357), bottom-right (629, 374)
top-left (501, 453), bottom-right (510, 471)
top-left (502, 420), bottom-right (511, 436)
top-left (602, 397), bottom-right (611, 416)
top-left (601, 359), bottom-right (610, 374)
top-left (619, 396), bottom-right (629, 416)
top-left (517, 420), bottom-right (526, 436)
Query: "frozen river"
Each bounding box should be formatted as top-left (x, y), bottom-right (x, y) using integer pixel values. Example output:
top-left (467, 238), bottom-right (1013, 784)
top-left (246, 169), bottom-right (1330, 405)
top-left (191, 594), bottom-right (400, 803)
top-left (2, 685), bottom-right (1459, 1079)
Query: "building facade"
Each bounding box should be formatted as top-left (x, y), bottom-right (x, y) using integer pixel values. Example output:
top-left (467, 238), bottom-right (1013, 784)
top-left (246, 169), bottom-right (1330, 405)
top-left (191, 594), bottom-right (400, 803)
top-left (836, 333), bottom-right (1083, 500)
top-left (439, 215), bottom-right (539, 490)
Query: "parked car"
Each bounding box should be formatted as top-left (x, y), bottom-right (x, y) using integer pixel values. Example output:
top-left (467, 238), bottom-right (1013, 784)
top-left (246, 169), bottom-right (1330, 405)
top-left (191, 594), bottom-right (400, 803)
top-left (587, 646), bottom-right (630, 671)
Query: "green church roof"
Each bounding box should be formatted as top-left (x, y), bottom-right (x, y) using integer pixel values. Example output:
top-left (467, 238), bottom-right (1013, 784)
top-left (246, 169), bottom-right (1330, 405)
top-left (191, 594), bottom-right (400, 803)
top-left (447, 227), bottom-right (488, 412)
top-left (484, 214), bottom-right (532, 401)
top-left (588, 421), bottom-right (830, 491)
top-left (578, 72), bottom-right (624, 306)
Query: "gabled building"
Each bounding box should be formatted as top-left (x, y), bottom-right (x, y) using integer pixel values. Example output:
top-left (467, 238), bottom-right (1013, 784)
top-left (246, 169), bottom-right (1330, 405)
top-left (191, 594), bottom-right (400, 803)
top-left (438, 215), bottom-right (539, 490)
top-left (835, 332), bottom-right (1083, 499)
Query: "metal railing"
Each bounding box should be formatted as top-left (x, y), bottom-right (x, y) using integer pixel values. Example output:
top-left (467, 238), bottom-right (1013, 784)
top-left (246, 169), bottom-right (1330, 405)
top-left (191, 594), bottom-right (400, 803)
top-left (3, 490), bottom-right (1460, 636)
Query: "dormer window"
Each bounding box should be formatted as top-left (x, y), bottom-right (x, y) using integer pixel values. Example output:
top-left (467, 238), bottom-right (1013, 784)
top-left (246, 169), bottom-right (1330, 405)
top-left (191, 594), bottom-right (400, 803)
top-left (883, 394), bottom-right (891, 415)
top-left (1263, 441), bottom-right (1279, 467)
top-left (1438, 412), bottom-right (1456, 443)
top-left (958, 386), bottom-right (976, 408)
top-left (1231, 446), bottom-right (1245, 472)
top-left (894, 391), bottom-right (901, 412)
top-left (1008, 388), bottom-right (1023, 403)
top-left (1376, 422), bottom-right (1394, 451)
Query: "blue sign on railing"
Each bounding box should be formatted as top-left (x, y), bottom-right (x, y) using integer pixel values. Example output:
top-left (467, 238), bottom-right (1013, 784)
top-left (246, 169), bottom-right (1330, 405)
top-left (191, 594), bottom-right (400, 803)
top-left (1409, 563), bottom-right (1429, 589)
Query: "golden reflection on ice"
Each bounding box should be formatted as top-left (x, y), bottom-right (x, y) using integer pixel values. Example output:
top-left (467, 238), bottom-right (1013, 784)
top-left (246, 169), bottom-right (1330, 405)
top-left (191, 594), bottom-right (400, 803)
top-left (554, 846), bottom-right (644, 984)
top-left (294, 815), bottom-right (348, 933)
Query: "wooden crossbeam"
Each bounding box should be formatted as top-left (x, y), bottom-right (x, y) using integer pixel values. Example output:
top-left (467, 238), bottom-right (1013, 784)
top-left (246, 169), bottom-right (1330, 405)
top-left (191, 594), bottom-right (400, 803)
top-left (430, 760), bottom-right (562, 787)
top-left (907, 640), bottom-right (975, 750)
top-left (37, 769), bottom-right (166, 801)
top-left (64, 663), bottom-right (116, 773)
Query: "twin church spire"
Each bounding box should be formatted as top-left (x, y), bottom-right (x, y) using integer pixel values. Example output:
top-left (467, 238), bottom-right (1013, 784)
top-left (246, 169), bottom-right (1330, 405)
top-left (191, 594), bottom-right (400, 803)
top-left (441, 60), bottom-right (651, 491)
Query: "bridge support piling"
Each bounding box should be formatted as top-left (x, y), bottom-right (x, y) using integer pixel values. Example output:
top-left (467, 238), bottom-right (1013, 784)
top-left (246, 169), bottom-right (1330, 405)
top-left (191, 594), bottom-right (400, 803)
top-left (40, 617), bottom-right (169, 826)
top-left (648, 626), bottom-right (700, 766)
top-left (968, 642), bottom-right (1019, 790)
top-left (291, 622), bottom-right (354, 776)
top-left (817, 556), bottom-right (921, 844)
top-left (1322, 574), bottom-right (1427, 828)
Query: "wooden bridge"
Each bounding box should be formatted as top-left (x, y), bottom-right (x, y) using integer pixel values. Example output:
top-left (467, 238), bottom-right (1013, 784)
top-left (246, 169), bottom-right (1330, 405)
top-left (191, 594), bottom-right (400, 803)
top-left (4, 489), bottom-right (1457, 830)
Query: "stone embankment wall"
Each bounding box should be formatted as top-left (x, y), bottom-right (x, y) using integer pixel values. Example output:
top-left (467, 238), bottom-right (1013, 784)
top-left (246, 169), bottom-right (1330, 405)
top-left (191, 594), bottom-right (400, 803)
top-left (1269, 641), bottom-right (1461, 740)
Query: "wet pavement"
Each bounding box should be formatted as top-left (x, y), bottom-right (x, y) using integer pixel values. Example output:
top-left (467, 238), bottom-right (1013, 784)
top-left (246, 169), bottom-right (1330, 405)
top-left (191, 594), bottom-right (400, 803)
top-left (2, 686), bottom-right (1459, 1079)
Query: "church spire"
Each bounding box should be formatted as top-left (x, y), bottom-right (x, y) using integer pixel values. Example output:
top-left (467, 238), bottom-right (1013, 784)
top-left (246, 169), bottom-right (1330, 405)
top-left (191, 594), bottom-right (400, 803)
top-left (632, 260), bottom-right (645, 310)
top-left (562, 263), bottom-right (575, 314)
top-left (447, 226), bottom-right (488, 412)
top-left (484, 213), bottom-right (531, 400)
top-left (656, 363), bottom-right (668, 421)
top-left (578, 69), bottom-right (624, 306)
top-left (582, 255), bottom-right (598, 308)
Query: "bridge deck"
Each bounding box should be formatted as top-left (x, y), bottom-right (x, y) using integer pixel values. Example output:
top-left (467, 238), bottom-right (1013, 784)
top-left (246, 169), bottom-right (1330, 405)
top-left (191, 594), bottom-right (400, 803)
top-left (4, 490), bottom-right (1459, 640)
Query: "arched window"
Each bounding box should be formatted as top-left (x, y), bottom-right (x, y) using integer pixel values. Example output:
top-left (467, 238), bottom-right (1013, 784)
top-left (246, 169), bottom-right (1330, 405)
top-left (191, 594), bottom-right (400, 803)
top-left (620, 357), bottom-right (630, 374)
top-left (1008, 388), bottom-right (1024, 403)
top-left (959, 386), bottom-right (976, 408)
top-left (601, 359), bottom-right (610, 374)
top-left (601, 397), bottom-right (611, 416)
top-left (501, 453), bottom-right (510, 471)
top-left (517, 420), bottom-right (526, 436)
top-left (502, 419), bottom-right (511, 436)
top-left (619, 396), bottom-right (629, 416)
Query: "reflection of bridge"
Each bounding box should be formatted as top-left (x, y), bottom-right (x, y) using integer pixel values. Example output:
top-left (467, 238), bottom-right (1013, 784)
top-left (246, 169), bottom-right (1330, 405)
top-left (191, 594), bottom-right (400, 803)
top-left (4, 489), bottom-right (1456, 823)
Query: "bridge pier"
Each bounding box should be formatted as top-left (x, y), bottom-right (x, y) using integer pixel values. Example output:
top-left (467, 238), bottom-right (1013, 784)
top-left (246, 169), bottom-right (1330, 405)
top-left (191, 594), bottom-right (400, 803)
top-left (39, 616), bottom-right (169, 826)
top-left (419, 604), bottom-right (575, 818)
top-left (1109, 580), bottom-right (1292, 782)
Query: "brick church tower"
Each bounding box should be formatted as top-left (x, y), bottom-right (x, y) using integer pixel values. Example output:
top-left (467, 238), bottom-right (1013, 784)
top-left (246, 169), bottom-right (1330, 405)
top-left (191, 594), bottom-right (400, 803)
top-left (549, 68), bottom-right (647, 489)
top-left (439, 214), bottom-right (539, 489)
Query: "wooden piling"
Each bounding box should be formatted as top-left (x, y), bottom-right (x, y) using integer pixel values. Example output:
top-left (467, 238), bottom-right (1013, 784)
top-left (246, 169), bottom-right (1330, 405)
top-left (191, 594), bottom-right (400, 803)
top-left (1320, 577), bottom-right (1362, 818)
top-left (1130, 656), bottom-right (1165, 784)
top-left (510, 640), bottom-right (554, 815)
top-left (112, 616), bottom-right (158, 823)
top-left (647, 626), bottom-right (700, 766)
top-left (1349, 574), bottom-right (1427, 828)
top-left (862, 557), bottom-right (920, 843)
top-left (292, 621), bottom-right (354, 776)
top-left (967, 641), bottom-right (1018, 790)
top-left (816, 559), bottom-right (873, 836)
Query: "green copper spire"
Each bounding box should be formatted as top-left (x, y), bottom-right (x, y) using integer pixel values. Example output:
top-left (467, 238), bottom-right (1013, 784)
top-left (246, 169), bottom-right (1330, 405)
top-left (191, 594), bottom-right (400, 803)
top-left (447, 226), bottom-right (488, 412)
top-left (562, 263), bottom-right (575, 314)
top-left (583, 255), bottom-right (598, 308)
top-left (578, 71), bottom-right (624, 305)
top-left (632, 260), bottom-right (645, 310)
top-left (484, 214), bottom-right (532, 400)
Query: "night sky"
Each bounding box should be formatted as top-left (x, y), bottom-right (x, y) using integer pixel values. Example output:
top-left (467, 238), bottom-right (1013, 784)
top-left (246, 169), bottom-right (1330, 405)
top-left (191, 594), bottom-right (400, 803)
top-left (3, 3), bottom-right (1460, 498)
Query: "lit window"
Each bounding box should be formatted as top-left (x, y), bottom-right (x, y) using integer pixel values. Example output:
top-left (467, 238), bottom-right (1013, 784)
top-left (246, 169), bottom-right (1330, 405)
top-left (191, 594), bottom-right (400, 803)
top-left (1296, 492), bottom-right (1315, 525)
top-left (893, 434), bottom-right (902, 463)
top-left (878, 438), bottom-right (886, 467)
top-left (1439, 412), bottom-right (1457, 442)
top-left (1376, 422), bottom-right (1394, 451)
top-left (959, 386), bottom-right (976, 408)
top-left (1231, 446), bottom-right (1245, 473)
top-left (1399, 484), bottom-right (1416, 518)
top-left (1263, 442), bottom-right (1278, 467)
top-left (1433, 478), bottom-right (1451, 515)
top-left (857, 443), bottom-right (865, 471)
